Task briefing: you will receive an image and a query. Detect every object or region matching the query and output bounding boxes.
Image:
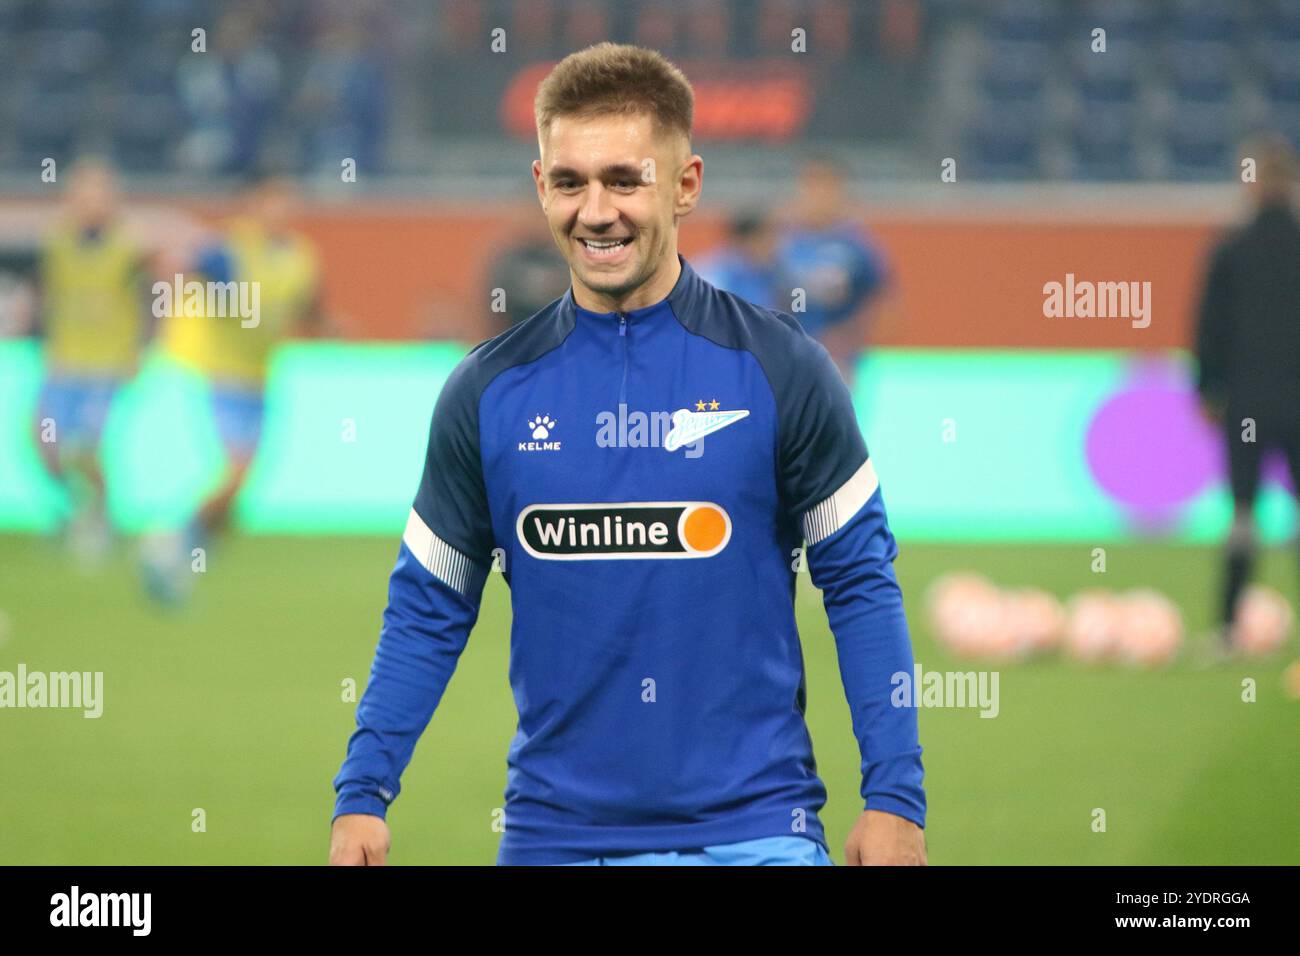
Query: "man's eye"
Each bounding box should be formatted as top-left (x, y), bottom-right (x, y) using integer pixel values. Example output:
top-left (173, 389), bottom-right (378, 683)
top-left (613, 180), bottom-right (638, 190)
top-left (556, 181), bottom-right (580, 191)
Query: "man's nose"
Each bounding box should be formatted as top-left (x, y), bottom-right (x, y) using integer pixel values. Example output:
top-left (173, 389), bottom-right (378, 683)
top-left (578, 182), bottom-right (617, 228)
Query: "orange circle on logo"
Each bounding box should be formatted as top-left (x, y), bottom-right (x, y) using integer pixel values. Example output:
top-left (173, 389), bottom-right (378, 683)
top-left (682, 506), bottom-right (727, 553)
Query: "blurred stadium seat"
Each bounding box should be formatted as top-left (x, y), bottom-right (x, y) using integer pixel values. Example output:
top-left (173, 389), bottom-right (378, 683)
top-left (0, 0), bottom-right (1289, 181)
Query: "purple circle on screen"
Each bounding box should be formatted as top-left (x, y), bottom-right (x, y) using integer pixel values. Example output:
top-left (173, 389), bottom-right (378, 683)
top-left (1085, 360), bottom-right (1297, 519)
top-left (1084, 376), bottom-right (1219, 513)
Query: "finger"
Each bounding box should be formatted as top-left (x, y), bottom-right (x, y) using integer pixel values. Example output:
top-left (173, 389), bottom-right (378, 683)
top-left (844, 839), bottom-right (862, 867)
top-left (330, 841), bottom-right (363, 866)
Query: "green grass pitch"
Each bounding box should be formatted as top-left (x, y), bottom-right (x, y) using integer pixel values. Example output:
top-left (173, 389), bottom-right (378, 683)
top-left (0, 534), bottom-right (1296, 864)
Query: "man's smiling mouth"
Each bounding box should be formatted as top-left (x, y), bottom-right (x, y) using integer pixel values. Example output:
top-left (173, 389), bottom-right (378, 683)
top-left (576, 236), bottom-right (634, 259)
top-left (577, 237), bottom-right (632, 247)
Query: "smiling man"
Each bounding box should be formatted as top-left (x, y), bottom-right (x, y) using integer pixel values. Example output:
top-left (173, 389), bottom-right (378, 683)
top-left (330, 42), bottom-right (927, 866)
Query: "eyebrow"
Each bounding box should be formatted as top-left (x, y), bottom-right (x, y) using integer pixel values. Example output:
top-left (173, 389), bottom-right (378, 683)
top-left (546, 162), bottom-right (644, 182)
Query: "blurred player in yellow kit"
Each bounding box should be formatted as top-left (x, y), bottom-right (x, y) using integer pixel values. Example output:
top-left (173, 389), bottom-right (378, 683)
top-left (35, 158), bottom-right (150, 563)
top-left (142, 173), bottom-right (324, 602)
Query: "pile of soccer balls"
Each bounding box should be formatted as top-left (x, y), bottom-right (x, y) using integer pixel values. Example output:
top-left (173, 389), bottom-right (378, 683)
top-left (924, 572), bottom-right (1295, 668)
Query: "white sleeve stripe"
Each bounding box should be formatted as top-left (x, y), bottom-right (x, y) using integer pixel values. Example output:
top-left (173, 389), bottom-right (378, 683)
top-left (402, 507), bottom-right (484, 597)
top-left (802, 457), bottom-right (879, 547)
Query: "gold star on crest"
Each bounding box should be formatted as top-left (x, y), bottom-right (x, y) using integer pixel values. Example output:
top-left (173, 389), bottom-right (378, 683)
top-left (708, 399), bottom-right (720, 410)
top-left (695, 399), bottom-right (707, 411)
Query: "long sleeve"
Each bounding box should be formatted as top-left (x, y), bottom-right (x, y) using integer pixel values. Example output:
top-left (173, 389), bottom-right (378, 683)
top-left (805, 477), bottom-right (925, 826)
top-left (332, 529), bottom-right (488, 818)
top-left (1194, 238), bottom-right (1234, 406)
top-left (777, 333), bottom-right (926, 828)
top-left (332, 350), bottom-right (495, 820)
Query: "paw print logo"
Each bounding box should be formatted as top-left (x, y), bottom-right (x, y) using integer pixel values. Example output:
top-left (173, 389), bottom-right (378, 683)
top-left (528, 415), bottom-right (556, 439)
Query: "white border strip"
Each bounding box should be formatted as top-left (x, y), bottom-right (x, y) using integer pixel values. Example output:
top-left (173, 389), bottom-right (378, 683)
top-left (802, 458), bottom-right (879, 547)
top-left (402, 507), bottom-right (481, 596)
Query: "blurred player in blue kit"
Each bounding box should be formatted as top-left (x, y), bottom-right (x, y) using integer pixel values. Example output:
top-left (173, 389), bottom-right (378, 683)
top-left (693, 209), bottom-right (780, 311)
top-left (776, 154), bottom-right (891, 387)
top-left (697, 156), bottom-right (892, 388)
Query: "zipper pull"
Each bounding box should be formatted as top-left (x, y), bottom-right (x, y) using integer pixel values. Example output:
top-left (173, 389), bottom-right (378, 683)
top-left (618, 313), bottom-right (627, 336)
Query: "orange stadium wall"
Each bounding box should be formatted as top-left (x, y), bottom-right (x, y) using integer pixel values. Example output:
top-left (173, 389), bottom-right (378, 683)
top-left (4, 197), bottom-right (1219, 349)
top-left (287, 205), bottom-right (1217, 349)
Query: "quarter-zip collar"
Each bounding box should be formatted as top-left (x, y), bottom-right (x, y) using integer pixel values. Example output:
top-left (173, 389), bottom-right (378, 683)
top-left (563, 254), bottom-right (701, 327)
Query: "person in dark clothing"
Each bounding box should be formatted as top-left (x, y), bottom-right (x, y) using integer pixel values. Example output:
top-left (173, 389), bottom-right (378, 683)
top-left (485, 219), bottom-right (572, 332)
top-left (1194, 132), bottom-right (1300, 652)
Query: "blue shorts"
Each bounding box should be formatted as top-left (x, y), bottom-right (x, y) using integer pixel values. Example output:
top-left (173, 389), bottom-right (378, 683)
top-left (556, 836), bottom-right (833, 866)
top-left (210, 382), bottom-right (265, 460)
top-left (38, 374), bottom-right (121, 449)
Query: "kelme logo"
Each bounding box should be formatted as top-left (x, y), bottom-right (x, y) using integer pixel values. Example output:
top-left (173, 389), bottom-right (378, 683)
top-left (519, 414), bottom-right (560, 451)
top-left (516, 501), bottom-right (731, 560)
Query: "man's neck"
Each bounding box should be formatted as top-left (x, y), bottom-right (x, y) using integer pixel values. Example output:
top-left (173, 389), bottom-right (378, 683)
top-left (573, 254), bottom-right (681, 314)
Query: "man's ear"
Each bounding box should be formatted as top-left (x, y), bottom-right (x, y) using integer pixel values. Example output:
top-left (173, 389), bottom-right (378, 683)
top-left (532, 159), bottom-right (546, 207)
top-left (675, 153), bottom-right (704, 217)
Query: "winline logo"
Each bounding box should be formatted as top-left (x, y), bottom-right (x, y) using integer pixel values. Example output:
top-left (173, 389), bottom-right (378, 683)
top-left (517, 501), bottom-right (731, 560)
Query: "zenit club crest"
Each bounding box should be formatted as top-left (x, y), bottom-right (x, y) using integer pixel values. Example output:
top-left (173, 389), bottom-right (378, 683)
top-left (662, 407), bottom-right (749, 452)
top-left (516, 501), bottom-right (731, 560)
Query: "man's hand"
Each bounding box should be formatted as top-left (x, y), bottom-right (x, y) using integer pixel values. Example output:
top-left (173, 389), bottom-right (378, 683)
top-left (844, 809), bottom-right (926, 866)
top-left (329, 813), bottom-right (391, 866)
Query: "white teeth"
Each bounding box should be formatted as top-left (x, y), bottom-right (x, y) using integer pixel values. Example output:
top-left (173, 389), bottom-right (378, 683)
top-left (579, 237), bottom-right (631, 259)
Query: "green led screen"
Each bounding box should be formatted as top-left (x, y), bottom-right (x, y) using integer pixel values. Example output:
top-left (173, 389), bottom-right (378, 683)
top-left (1, 341), bottom-right (1293, 542)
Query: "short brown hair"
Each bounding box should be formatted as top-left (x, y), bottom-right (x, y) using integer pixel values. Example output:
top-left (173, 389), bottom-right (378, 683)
top-left (534, 42), bottom-right (694, 147)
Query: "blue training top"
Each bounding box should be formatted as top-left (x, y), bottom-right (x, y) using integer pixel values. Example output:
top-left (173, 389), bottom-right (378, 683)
top-left (333, 255), bottom-right (925, 865)
top-left (775, 222), bottom-right (888, 338)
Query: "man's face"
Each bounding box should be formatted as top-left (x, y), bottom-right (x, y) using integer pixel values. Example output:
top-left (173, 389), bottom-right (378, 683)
top-left (1239, 145), bottom-right (1296, 208)
top-left (247, 178), bottom-right (299, 234)
top-left (68, 165), bottom-right (117, 228)
top-left (533, 112), bottom-right (700, 307)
